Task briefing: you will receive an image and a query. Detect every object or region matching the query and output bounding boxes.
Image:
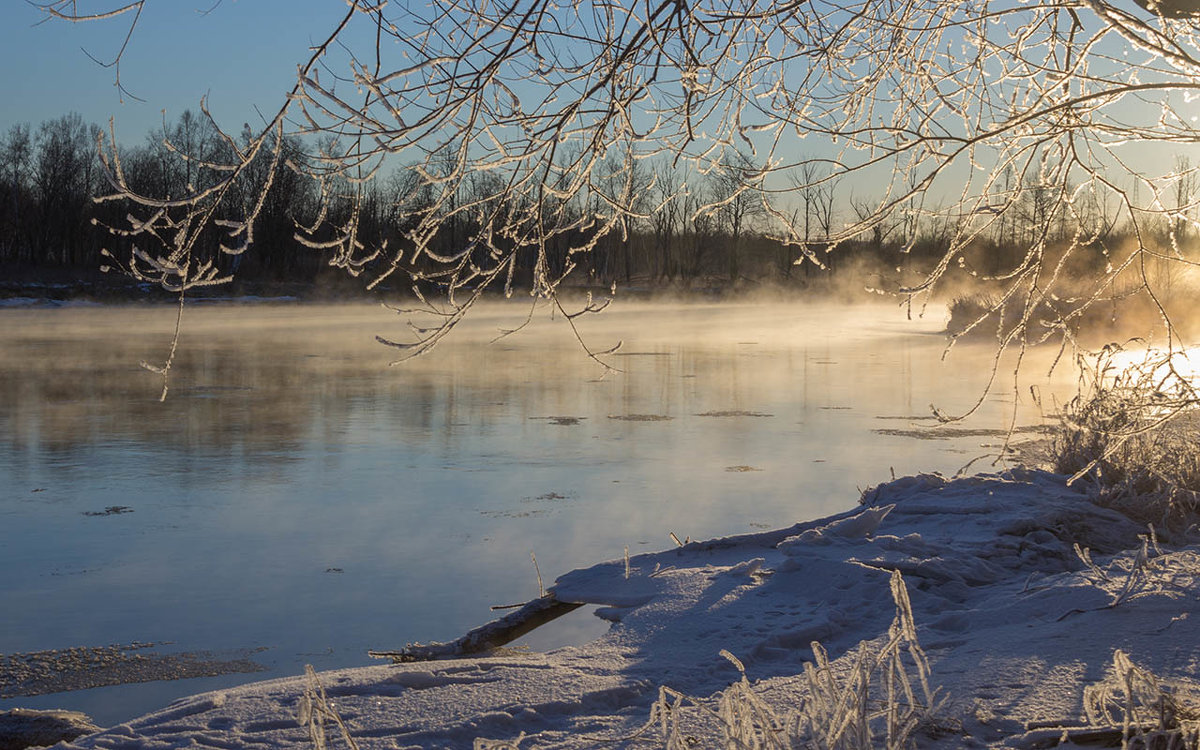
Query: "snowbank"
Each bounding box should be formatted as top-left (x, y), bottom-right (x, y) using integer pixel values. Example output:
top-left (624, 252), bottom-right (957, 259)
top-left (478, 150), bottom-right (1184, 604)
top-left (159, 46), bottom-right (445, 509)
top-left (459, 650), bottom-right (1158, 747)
top-left (59, 470), bottom-right (1200, 748)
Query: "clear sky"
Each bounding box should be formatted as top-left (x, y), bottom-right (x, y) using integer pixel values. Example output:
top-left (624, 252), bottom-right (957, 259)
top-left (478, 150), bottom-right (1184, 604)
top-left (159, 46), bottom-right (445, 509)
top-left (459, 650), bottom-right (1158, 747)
top-left (0, 1), bottom-right (351, 141)
top-left (4, 1), bottom-right (1191, 210)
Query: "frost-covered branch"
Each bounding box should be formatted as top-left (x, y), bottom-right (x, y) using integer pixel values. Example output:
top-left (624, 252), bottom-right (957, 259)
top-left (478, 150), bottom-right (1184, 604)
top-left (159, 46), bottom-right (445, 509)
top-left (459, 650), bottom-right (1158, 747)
top-left (39, 0), bottom-right (1200, 370)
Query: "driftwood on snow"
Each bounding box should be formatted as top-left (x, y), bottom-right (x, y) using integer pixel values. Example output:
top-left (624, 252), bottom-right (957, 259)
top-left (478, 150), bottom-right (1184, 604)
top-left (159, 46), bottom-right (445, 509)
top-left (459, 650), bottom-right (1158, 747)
top-left (368, 506), bottom-right (884, 664)
top-left (369, 594), bottom-right (583, 663)
top-left (1013, 724), bottom-right (1187, 749)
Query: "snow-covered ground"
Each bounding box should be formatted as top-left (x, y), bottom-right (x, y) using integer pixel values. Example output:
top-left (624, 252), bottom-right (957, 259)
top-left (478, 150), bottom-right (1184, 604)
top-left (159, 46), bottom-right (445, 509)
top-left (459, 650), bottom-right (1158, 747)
top-left (56, 469), bottom-right (1200, 749)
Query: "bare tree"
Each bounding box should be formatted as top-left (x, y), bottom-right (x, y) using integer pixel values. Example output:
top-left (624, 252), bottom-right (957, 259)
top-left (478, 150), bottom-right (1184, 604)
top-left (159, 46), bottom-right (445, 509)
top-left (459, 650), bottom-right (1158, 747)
top-left (588, 147), bottom-right (650, 285)
top-left (710, 150), bottom-right (766, 283)
top-left (649, 162), bottom-right (684, 283)
top-left (33, 113), bottom-right (102, 267)
top-left (0, 124), bottom-right (34, 264)
top-left (790, 160), bottom-right (838, 277)
top-left (1170, 154), bottom-right (1198, 243)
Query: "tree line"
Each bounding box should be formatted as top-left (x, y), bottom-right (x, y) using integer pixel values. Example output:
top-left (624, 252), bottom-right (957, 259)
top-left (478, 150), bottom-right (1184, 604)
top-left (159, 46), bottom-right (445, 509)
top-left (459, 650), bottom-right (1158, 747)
top-left (0, 110), bottom-right (834, 291)
top-left (2, 110), bottom-right (1192, 297)
top-left (1, 111), bottom-right (326, 285)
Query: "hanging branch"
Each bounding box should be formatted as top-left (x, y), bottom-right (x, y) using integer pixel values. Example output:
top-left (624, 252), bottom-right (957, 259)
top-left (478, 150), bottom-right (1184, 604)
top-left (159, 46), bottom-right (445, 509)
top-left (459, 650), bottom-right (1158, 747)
top-left (38, 0), bottom-right (1200, 397)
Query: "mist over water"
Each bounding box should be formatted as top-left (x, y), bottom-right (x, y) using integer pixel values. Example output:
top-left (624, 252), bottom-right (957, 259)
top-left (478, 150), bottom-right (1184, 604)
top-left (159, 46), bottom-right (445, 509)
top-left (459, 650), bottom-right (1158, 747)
top-left (0, 299), bottom-right (1078, 724)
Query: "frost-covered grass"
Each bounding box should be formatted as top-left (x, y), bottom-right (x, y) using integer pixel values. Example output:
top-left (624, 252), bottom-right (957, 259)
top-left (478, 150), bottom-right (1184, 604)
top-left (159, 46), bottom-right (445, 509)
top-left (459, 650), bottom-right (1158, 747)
top-left (1052, 345), bottom-right (1200, 528)
top-left (325, 570), bottom-right (944, 750)
top-left (298, 666), bottom-right (360, 750)
top-left (1085, 650), bottom-right (1200, 749)
top-left (647, 570), bottom-right (943, 750)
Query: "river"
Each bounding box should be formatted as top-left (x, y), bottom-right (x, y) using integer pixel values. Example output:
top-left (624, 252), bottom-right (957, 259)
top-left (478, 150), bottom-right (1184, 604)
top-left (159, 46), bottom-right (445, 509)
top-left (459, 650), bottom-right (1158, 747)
top-left (0, 298), bottom-right (1076, 725)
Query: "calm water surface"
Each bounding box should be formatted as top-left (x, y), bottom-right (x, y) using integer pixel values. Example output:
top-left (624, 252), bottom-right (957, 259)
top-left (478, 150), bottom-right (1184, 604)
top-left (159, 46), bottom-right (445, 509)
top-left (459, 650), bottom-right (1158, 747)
top-left (0, 300), bottom-right (1075, 723)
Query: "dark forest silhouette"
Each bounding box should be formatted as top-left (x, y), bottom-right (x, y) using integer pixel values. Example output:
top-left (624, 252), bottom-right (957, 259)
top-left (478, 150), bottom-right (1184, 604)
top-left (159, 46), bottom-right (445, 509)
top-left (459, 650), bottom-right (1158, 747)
top-left (9, 111), bottom-right (1179, 301)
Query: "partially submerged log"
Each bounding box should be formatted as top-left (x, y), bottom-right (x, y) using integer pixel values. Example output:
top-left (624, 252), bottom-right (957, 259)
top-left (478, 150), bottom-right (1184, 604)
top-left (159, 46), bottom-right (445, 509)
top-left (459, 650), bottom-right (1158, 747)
top-left (0, 708), bottom-right (100, 750)
top-left (1013, 724), bottom-right (1176, 749)
top-left (369, 594), bottom-right (583, 663)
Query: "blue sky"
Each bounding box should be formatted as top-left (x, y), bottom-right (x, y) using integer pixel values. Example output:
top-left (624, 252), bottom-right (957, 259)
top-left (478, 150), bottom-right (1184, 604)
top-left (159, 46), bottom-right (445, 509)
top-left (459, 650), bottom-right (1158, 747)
top-left (0, 1), bottom-right (350, 140)
top-left (0, 2), bottom-right (972, 213)
top-left (4, 1), bottom-right (1189, 212)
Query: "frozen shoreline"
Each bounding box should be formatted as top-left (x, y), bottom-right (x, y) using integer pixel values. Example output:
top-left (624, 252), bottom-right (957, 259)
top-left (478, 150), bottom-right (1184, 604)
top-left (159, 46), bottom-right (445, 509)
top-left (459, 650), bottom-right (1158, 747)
top-left (43, 468), bottom-right (1200, 749)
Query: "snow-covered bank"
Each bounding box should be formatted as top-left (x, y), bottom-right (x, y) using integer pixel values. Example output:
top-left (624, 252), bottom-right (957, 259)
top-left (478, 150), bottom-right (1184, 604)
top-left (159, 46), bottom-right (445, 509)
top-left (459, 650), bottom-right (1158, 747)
top-left (58, 470), bottom-right (1200, 749)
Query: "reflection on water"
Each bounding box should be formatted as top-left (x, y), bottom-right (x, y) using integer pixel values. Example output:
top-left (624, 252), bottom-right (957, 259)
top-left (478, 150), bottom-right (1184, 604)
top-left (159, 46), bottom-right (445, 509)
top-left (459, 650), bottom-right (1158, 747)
top-left (0, 300), bottom-right (1076, 724)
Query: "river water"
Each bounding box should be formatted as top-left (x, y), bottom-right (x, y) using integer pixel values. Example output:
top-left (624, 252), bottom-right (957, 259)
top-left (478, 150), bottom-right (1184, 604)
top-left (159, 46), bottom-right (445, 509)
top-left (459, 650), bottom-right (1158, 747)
top-left (0, 299), bottom-right (1076, 724)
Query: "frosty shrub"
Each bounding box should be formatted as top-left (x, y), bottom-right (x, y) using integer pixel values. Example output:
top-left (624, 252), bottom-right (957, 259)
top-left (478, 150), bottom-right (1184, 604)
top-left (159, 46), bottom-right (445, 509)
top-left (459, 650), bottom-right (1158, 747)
top-left (1053, 345), bottom-right (1200, 527)
top-left (1084, 649), bottom-right (1200, 749)
top-left (650, 570), bottom-right (943, 750)
top-left (944, 293), bottom-right (1074, 343)
top-left (945, 295), bottom-right (1007, 340)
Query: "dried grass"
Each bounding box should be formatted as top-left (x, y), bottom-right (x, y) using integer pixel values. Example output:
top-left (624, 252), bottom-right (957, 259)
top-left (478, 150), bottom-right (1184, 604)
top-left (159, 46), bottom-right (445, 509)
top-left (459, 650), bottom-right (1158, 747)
top-left (649, 570), bottom-right (944, 750)
top-left (298, 665), bottom-right (360, 750)
top-left (1084, 650), bottom-right (1200, 749)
